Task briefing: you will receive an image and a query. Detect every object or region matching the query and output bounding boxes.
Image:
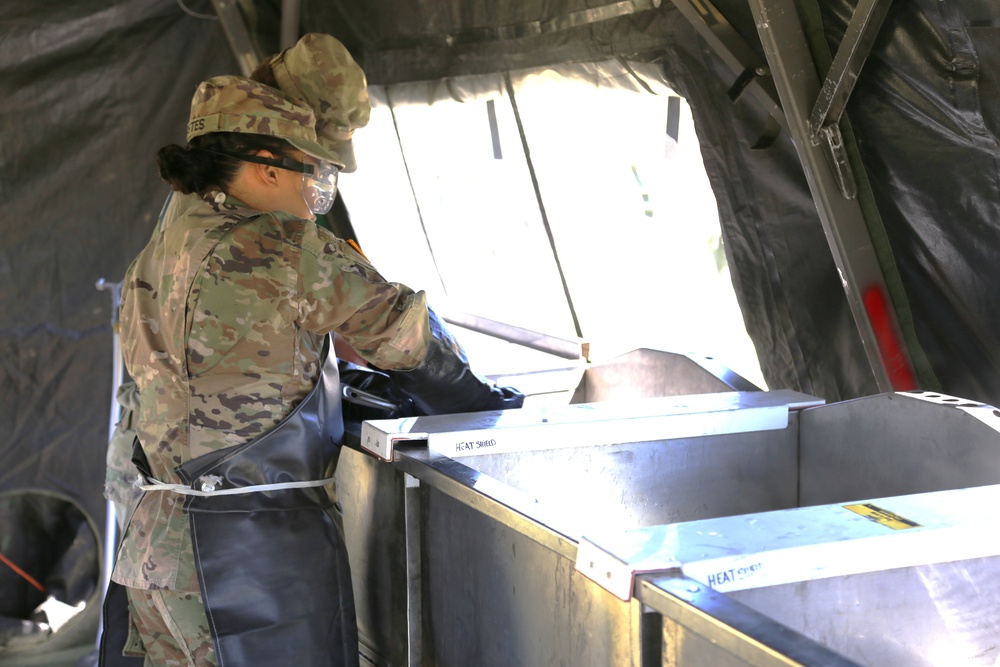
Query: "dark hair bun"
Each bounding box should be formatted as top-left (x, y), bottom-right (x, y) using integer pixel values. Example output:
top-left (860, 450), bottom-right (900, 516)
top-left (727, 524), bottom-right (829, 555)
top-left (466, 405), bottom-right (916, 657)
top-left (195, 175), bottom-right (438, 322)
top-left (156, 144), bottom-right (217, 194)
top-left (154, 133), bottom-right (295, 195)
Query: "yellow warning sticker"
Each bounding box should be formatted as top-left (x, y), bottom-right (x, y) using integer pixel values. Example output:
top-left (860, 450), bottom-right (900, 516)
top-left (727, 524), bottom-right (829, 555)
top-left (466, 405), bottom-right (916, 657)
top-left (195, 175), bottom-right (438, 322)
top-left (844, 503), bottom-right (921, 530)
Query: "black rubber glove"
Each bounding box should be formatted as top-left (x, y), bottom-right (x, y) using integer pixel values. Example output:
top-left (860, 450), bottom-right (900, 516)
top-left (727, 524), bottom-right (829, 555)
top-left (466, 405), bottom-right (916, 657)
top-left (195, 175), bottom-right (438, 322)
top-left (339, 360), bottom-right (421, 421)
top-left (383, 307), bottom-right (525, 416)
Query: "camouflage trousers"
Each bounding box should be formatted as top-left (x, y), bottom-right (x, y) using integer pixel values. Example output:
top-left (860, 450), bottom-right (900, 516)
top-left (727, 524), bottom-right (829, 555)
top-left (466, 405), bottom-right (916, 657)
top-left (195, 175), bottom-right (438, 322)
top-left (124, 587), bottom-right (217, 667)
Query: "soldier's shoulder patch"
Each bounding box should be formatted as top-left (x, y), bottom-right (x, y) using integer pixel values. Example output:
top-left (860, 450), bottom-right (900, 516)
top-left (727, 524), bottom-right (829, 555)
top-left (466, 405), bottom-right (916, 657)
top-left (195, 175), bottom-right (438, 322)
top-left (345, 238), bottom-right (369, 261)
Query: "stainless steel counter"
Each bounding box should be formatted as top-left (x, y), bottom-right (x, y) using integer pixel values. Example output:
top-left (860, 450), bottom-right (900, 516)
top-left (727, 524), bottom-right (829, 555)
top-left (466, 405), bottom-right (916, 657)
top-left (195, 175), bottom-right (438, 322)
top-left (340, 387), bottom-right (820, 666)
top-left (597, 483), bottom-right (1000, 666)
top-left (335, 350), bottom-right (1000, 666)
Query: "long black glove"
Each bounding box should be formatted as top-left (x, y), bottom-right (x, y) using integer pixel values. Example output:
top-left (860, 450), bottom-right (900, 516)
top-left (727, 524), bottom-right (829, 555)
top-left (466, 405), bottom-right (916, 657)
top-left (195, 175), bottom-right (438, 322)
top-left (383, 307), bottom-right (525, 416)
top-left (339, 361), bottom-right (421, 421)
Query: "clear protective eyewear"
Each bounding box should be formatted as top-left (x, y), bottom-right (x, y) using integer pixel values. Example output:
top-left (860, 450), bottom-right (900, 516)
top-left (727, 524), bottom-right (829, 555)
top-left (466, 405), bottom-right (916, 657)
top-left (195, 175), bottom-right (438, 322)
top-left (212, 151), bottom-right (340, 217)
top-left (300, 160), bottom-right (339, 216)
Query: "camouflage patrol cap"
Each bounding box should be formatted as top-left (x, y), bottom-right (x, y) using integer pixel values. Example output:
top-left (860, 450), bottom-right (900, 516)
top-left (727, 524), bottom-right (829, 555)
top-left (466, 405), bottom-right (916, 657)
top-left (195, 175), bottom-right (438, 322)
top-left (269, 33), bottom-right (371, 172)
top-left (187, 75), bottom-right (342, 167)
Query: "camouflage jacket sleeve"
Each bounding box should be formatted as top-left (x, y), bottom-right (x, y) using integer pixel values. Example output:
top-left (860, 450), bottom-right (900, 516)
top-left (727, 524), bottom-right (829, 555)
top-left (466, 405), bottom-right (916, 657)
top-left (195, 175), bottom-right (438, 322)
top-left (295, 224), bottom-right (431, 370)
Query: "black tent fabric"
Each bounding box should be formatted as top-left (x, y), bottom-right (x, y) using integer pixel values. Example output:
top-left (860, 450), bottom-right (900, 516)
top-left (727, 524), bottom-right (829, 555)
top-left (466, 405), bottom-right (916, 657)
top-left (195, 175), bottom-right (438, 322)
top-left (0, 0), bottom-right (236, 508)
top-left (1, 0), bottom-right (236, 661)
top-left (303, 0), bottom-right (1000, 404)
top-left (656, 2), bottom-right (882, 401)
top-left (820, 0), bottom-right (1000, 403)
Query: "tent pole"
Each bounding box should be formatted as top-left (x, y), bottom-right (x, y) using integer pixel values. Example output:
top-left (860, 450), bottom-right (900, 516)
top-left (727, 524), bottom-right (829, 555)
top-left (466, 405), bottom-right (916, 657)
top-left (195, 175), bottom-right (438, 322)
top-left (95, 278), bottom-right (124, 648)
top-left (280, 0), bottom-right (301, 50)
top-left (747, 0), bottom-right (915, 392)
top-left (210, 0), bottom-right (262, 76)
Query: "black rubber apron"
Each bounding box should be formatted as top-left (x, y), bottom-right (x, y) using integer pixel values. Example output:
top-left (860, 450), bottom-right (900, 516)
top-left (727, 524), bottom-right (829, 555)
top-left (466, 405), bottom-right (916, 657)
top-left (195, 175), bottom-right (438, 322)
top-left (180, 339), bottom-right (356, 667)
top-left (104, 339), bottom-right (357, 667)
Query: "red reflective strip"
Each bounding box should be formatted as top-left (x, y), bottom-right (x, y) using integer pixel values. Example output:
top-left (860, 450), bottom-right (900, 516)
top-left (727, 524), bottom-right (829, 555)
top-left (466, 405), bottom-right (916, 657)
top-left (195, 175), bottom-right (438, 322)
top-left (0, 550), bottom-right (46, 593)
top-left (862, 285), bottom-right (918, 391)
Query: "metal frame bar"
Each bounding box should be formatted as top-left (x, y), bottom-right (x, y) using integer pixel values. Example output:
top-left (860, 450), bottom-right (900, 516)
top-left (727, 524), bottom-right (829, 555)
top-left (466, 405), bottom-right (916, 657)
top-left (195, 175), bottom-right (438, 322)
top-left (807, 0), bottom-right (893, 200)
top-left (668, 0), bottom-right (916, 390)
top-left (403, 473), bottom-right (423, 667)
top-left (746, 0), bottom-right (908, 392)
top-left (438, 307), bottom-right (589, 361)
top-left (210, 0), bottom-right (262, 76)
top-left (94, 278), bottom-right (124, 649)
top-left (808, 0), bottom-right (894, 138)
top-left (280, 0), bottom-right (301, 51)
top-left (635, 573), bottom-right (861, 666)
top-left (667, 0), bottom-right (785, 129)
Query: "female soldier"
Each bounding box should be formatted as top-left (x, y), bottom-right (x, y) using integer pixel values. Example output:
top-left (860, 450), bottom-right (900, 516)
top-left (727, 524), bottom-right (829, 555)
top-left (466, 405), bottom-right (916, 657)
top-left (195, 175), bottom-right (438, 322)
top-left (104, 34), bottom-right (374, 538)
top-left (108, 76), bottom-right (521, 666)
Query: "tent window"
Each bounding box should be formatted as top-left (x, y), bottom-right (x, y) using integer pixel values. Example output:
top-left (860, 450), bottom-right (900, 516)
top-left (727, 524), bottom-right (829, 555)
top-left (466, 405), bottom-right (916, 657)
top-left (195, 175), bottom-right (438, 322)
top-left (340, 64), bottom-right (765, 388)
top-left (340, 86), bottom-right (578, 375)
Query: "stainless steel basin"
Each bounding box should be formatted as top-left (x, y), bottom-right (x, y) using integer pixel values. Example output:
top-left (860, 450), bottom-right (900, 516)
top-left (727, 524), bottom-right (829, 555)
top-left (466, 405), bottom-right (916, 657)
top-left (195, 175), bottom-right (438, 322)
top-left (336, 348), bottom-right (1000, 666)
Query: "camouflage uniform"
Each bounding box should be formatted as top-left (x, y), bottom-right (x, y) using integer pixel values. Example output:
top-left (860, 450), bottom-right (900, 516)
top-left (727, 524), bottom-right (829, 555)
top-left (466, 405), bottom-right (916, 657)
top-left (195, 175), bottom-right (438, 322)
top-left (102, 42), bottom-right (377, 665)
top-left (115, 192), bottom-right (431, 585)
top-left (105, 379), bottom-right (142, 531)
top-left (111, 76), bottom-right (430, 664)
top-left (268, 33), bottom-right (371, 173)
top-left (103, 36), bottom-right (374, 539)
top-left (124, 589), bottom-right (214, 665)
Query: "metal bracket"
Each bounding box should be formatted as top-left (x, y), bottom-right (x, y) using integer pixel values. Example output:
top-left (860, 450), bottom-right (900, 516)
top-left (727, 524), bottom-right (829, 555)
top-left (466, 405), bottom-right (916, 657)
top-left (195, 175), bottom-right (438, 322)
top-left (808, 0), bottom-right (893, 199)
top-left (726, 66), bottom-right (766, 104)
top-left (818, 124), bottom-right (858, 200)
top-left (809, 0), bottom-right (893, 136)
top-left (669, 0), bottom-right (786, 137)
